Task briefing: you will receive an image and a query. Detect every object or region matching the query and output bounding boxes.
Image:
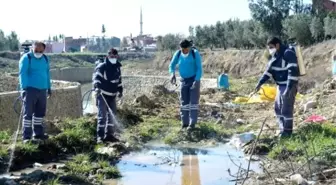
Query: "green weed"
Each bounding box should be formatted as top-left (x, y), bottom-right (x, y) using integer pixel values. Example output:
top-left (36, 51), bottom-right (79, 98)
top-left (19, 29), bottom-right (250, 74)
top-left (0, 130), bottom-right (11, 144)
top-left (268, 123), bottom-right (336, 162)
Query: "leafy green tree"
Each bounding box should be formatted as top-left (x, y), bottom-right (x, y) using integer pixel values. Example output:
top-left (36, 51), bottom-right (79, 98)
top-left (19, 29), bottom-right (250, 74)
top-left (0, 30), bottom-right (7, 51)
top-left (310, 16), bottom-right (324, 42)
top-left (101, 24), bottom-right (106, 35)
top-left (282, 14), bottom-right (312, 45)
top-left (248, 0), bottom-right (291, 36)
top-left (6, 31), bottom-right (19, 51)
top-left (323, 16), bottom-right (333, 39)
top-left (188, 26), bottom-right (195, 42)
top-left (215, 21), bottom-right (227, 49)
top-left (121, 37), bottom-right (128, 48)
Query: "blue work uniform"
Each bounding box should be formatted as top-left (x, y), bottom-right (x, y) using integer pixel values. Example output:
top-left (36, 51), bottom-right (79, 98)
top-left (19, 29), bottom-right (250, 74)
top-left (92, 58), bottom-right (123, 140)
top-left (19, 52), bottom-right (51, 140)
top-left (256, 45), bottom-right (299, 136)
top-left (169, 49), bottom-right (203, 128)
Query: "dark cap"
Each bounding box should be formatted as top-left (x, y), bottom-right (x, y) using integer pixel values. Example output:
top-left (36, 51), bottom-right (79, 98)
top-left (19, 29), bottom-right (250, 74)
top-left (33, 41), bottom-right (46, 49)
top-left (267, 37), bottom-right (282, 46)
top-left (108, 48), bottom-right (118, 55)
top-left (179, 39), bottom-right (192, 48)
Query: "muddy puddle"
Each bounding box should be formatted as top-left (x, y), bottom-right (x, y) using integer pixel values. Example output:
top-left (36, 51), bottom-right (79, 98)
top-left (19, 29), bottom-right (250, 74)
top-left (105, 143), bottom-right (260, 185)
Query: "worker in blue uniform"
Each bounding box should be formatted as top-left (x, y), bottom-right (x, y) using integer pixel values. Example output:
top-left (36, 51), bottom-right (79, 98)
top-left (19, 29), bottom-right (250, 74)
top-left (92, 48), bottom-right (123, 143)
top-left (19, 41), bottom-right (51, 143)
top-left (255, 37), bottom-right (299, 138)
top-left (169, 40), bottom-right (203, 130)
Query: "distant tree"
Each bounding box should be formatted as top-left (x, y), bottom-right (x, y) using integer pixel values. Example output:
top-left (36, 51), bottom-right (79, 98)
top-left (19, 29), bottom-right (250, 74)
top-left (102, 24), bottom-right (106, 35)
top-left (248, 0), bottom-right (292, 36)
top-left (121, 37), bottom-right (128, 48)
top-left (6, 31), bottom-right (19, 51)
top-left (282, 14), bottom-right (312, 46)
top-left (215, 21), bottom-right (227, 49)
top-left (48, 35), bottom-right (51, 41)
top-left (323, 16), bottom-right (333, 39)
top-left (188, 26), bottom-right (195, 42)
top-left (156, 36), bottom-right (163, 51)
top-left (0, 30), bottom-right (7, 51)
top-left (101, 24), bottom-right (106, 51)
top-left (159, 34), bottom-right (183, 53)
top-left (330, 18), bottom-right (336, 38)
top-left (310, 16), bottom-right (324, 42)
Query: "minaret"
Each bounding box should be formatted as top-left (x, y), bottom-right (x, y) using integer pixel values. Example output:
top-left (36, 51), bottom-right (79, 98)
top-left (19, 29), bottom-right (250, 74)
top-left (140, 6), bottom-right (143, 36)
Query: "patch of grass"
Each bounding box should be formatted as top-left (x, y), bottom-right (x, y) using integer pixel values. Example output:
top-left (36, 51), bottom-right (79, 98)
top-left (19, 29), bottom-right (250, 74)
top-left (164, 121), bottom-right (233, 145)
top-left (44, 178), bottom-right (61, 185)
top-left (0, 146), bottom-right (8, 158)
top-left (268, 123), bottom-right (336, 162)
top-left (66, 154), bottom-right (93, 175)
top-left (124, 115), bottom-right (234, 145)
top-left (123, 117), bottom-right (180, 142)
top-left (230, 77), bottom-right (258, 93)
top-left (0, 130), bottom-right (11, 144)
top-left (235, 122), bottom-right (261, 133)
top-left (102, 166), bottom-right (121, 179)
top-left (52, 117), bottom-right (96, 152)
top-left (16, 142), bottom-right (39, 155)
top-left (65, 154), bottom-right (121, 181)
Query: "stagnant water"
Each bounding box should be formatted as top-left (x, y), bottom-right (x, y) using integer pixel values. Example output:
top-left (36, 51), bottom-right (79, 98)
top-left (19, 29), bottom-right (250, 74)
top-left (105, 143), bottom-right (260, 185)
top-left (80, 83), bottom-right (261, 184)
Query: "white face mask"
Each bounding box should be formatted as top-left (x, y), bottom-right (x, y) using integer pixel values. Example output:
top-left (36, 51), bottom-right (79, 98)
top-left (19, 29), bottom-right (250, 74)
top-left (269, 48), bottom-right (276, 56)
top-left (109, 58), bottom-right (117, 64)
top-left (181, 52), bottom-right (189, 58)
top-left (34, 53), bottom-right (43, 58)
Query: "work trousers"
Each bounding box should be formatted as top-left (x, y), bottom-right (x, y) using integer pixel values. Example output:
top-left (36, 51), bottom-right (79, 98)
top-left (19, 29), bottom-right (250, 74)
top-left (275, 85), bottom-right (298, 136)
top-left (22, 87), bottom-right (47, 140)
top-left (180, 77), bottom-right (200, 127)
top-left (96, 94), bottom-right (117, 140)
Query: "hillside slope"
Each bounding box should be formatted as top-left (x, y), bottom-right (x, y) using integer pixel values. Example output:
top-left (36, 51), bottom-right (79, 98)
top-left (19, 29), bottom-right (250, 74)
top-left (153, 40), bottom-right (336, 90)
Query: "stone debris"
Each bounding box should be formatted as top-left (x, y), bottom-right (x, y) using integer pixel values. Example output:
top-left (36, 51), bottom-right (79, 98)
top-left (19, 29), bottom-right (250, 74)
top-left (133, 95), bottom-right (157, 108)
top-left (33, 162), bottom-right (43, 168)
top-left (236, 118), bottom-right (246, 125)
top-left (303, 100), bottom-right (317, 113)
top-left (229, 132), bottom-right (256, 148)
top-left (290, 174), bottom-right (309, 185)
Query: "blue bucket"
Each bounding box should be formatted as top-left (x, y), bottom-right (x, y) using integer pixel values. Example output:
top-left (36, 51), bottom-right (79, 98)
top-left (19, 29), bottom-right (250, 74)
top-left (218, 74), bottom-right (229, 90)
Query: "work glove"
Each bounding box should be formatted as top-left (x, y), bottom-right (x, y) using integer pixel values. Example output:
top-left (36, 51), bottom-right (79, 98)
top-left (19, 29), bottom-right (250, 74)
top-left (94, 88), bottom-right (101, 98)
top-left (21, 90), bottom-right (26, 98)
top-left (117, 92), bottom-right (123, 98)
top-left (170, 74), bottom-right (176, 85)
top-left (117, 93), bottom-right (123, 105)
top-left (191, 81), bottom-right (200, 89)
top-left (47, 89), bottom-right (52, 98)
top-left (250, 85), bottom-right (261, 97)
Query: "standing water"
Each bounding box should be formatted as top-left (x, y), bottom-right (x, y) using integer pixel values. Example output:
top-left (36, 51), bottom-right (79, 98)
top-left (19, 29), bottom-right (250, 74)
top-left (105, 143), bottom-right (261, 185)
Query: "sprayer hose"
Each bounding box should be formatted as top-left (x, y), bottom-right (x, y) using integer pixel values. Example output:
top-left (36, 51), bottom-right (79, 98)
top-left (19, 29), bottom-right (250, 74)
top-left (82, 89), bottom-right (94, 110)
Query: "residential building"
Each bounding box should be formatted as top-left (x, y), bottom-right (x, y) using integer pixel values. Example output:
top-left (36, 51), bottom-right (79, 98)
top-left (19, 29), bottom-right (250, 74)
top-left (324, 0), bottom-right (336, 11)
top-left (313, 0), bottom-right (336, 13)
